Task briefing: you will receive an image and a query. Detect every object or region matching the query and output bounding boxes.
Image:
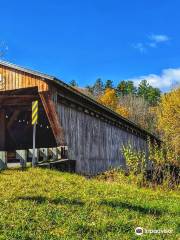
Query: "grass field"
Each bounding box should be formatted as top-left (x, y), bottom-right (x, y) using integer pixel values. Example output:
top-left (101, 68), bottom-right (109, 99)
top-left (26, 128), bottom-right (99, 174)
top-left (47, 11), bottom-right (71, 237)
top-left (0, 168), bottom-right (179, 240)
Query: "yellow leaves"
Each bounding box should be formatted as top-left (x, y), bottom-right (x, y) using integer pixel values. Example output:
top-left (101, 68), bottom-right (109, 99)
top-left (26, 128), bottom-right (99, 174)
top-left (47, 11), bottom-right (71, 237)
top-left (157, 88), bottom-right (180, 155)
top-left (98, 88), bottom-right (129, 118)
top-left (149, 106), bottom-right (158, 115)
top-left (98, 88), bottom-right (118, 111)
top-left (116, 105), bottom-right (129, 118)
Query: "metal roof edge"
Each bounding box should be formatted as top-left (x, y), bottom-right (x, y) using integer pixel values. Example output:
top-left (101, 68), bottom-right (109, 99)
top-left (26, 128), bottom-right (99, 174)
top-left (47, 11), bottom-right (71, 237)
top-left (0, 60), bottom-right (54, 80)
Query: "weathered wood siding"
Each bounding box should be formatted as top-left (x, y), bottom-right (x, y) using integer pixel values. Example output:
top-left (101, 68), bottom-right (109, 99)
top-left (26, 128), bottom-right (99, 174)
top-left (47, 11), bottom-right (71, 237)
top-left (57, 102), bottom-right (148, 175)
top-left (0, 62), bottom-right (153, 175)
top-left (0, 65), bottom-right (48, 92)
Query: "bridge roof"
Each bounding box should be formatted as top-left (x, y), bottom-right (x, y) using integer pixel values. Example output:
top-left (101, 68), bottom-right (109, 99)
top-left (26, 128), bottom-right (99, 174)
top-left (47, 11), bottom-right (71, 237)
top-left (0, 60), bottom-right (160, 142)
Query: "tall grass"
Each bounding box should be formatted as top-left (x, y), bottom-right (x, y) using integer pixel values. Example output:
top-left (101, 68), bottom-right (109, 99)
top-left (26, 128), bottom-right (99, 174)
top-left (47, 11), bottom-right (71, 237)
top-left (122, 141), bottom-right (180, 189)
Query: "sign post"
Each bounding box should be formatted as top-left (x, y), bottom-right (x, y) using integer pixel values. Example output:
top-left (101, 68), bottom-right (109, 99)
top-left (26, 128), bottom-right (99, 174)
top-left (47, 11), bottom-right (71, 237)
top-left (32, 100), bottom-right (38, 167)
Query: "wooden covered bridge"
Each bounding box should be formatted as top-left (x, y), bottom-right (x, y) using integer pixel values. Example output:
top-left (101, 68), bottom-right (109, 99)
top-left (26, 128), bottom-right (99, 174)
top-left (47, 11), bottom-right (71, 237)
top-left (0, 61), bottom-right (158, 175)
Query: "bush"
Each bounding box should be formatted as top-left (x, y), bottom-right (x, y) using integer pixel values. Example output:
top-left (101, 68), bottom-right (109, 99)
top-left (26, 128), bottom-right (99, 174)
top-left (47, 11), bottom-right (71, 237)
top-left (122, 142), bottom-right (180, 189)
top-left (122, 144), bottom-right (146, 174)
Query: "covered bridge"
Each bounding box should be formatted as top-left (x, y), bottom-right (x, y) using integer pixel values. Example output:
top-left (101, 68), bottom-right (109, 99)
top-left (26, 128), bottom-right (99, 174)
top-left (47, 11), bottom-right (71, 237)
top-left (0, 61), bottom-right (158, 175)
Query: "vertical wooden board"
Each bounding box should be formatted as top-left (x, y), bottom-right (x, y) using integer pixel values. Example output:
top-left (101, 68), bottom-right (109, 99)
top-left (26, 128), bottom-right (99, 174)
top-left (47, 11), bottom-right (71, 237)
top-left (0, 65), bottom-right (49, 92)
top-left (56, 101), bottom-right (148, 175)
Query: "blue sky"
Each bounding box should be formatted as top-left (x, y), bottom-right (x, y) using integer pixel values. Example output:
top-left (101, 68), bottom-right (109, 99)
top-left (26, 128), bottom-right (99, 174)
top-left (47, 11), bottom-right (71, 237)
top-left (0, 0), bottom-right (180, 91)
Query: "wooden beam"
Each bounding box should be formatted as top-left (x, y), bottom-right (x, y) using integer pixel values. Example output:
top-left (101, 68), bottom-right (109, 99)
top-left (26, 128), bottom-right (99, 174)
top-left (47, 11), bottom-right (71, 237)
top-left (0, 86), bottom-right (38, 96)
top-left (0, 95), bottom-right (37, 105)
top-left (39, 92), bottom-right (65, 146)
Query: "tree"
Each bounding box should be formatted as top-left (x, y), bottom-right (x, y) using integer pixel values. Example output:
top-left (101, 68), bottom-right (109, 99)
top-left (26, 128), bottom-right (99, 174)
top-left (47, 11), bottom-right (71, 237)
top-left (104, 80), bottom-right (113, 89)
top-left (137, 80), bottom-right (161, 105)
top-left (98, 88), bottom-right (130, 118)
top-left (157, 88), bottom-right (180, 155)
top-left (86, 85), bottom-right (94, 95)
top-left (98, 88), bottom-right (118, 111)
top-left (116, 105), bottom-right (129, 118)
top-left (69, 80), bottom-right (78, 87)
top-left (116, 80), bottom-right (136, 96)
top-left (87, 78), bottom-right (104, 98)
top-left (117, 94), bottom-right (158, 132)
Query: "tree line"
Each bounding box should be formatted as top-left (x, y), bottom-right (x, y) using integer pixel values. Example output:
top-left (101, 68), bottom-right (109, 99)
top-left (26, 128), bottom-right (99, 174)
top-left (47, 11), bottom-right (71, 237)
top-left (70, 78), bottom-right (161, 134)
top-left (70, 78), bottom-right (180, 159)
top-left (70, 78), bottom-right (161, 105)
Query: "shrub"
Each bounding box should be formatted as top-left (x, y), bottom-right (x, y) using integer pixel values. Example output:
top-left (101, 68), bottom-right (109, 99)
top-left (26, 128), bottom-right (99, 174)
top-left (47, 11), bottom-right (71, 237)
top-left (122, 143), bottom-right (146, 174)
top-left (122, 141), bottom-right (179, 189)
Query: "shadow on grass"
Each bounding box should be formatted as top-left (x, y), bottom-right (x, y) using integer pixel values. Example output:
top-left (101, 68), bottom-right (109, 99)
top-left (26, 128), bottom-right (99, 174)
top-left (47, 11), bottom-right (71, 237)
top-left (16, 196), bottom-right (47, 204)
top-left (16, 195), bottom-right (85, 206)
top-left (16, 196), bottom-right (163, 216)
top-left (100, 199), bottom-right (163, 216)
top-left (74, 221), bottom-right (134, 235)
top-left (51, 197), bottom-right (84, 206)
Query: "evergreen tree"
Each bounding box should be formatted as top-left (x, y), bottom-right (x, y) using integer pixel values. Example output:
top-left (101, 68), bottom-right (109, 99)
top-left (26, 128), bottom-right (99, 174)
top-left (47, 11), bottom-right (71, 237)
top-left (116, 80), bottom-right (136, 96)
top-left (69, 80), bottom-right (78, 87)
top-left (137, 80), bottom-right (161, 105)
top-left (104, 80), bottom-right (113, 89)
top-left (92, 78), bottom-right (104, 97)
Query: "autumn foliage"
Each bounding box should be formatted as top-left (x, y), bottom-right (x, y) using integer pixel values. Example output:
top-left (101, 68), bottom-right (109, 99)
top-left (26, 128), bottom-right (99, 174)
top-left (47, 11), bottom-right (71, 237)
top-left (157, 88), bottom-right (180, 155)
top-left (98, 88), bottom-right (117, 111)
top-left (74, 77), bottom-right (179, 162)
top-left (98, 88), bottom-right (129, 118)
top-left (116, 105), bottom-right (129, 118)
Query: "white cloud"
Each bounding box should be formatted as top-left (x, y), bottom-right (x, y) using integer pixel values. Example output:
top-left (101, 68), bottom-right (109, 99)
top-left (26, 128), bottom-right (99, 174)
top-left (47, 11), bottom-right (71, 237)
top-left (126, 68), bottom-right (180, 89)
top-left (149, 34), bottom-right (170, 43)
top-left (133, 33), bottom-right (170, 53)
top-left (148, 42), bottom-right (157, 48)
top-left (133, 43), bottom-right (146, 53)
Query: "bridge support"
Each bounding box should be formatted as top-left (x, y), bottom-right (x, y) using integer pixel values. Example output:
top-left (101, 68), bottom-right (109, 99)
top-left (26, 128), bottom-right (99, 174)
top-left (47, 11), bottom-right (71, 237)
top-left (28, 149), bottom-right (39, 165)
top-left (16, 150), bottom-right (27, 168)
top-left (0, 151), bottom-right (7, 170)
top-left (39, 148), bottom-right (48, 161)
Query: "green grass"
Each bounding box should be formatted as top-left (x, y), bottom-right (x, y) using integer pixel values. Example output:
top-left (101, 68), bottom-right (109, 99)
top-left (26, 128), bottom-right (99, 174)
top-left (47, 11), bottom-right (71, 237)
top-left (0, 168), bottom-right (179, 240)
